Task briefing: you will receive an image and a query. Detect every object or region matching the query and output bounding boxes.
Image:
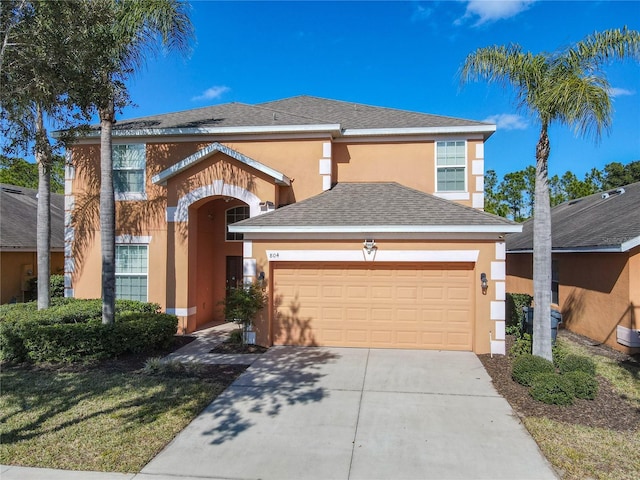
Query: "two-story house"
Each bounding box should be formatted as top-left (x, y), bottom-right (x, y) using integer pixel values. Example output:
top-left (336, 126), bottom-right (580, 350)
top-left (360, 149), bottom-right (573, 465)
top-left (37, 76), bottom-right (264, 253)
top-left (65, 96), bottom-right (520, 354)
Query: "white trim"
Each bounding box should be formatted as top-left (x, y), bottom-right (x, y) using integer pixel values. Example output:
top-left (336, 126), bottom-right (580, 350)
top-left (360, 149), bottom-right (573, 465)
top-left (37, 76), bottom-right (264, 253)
top-left (472, 193), bottom-right (484, 209)
top-left (166, 307), bottom-right (197, 317)
top-left (243, 241), bottom-right (253, 258)
top-left (435, 192), bottom-right (470, 201)
top-left (322, 142), bottom-right (332, 158)
top-left (472, 159), bottom-right (484, 176)
top-left (475, 143), bottom-right (485, 159)
top-left (65, 256), bottom-right (75, 273)
top-left (241, 231), bottom-right (518, 241)
top-left (495, 281), bottom-right (506, 301)
top-left (152, 142), bottom-right (290, 186)
top-left (491, 261), bottom-right (506, 281)
top-left (115, 192), bottom-right (147, 201)
top-left (266, 249), bottom-right (479, 263)
top-left (495, 242), bottom-right (506, 260)
top-left (491, 301), bottom-right (506, 320)
top-left (64, 288), bottom-right (74, 298)
top-left (166, 207), bottom-right (177, 222)
top-left (621, 236), bottom-right (640, 252)
top-left (495, 321), bottom-right (506, 340)
top-left (475, 175), bottom-right (484, 192)
top-left (115, 235), bottom-right (152, 244)
top-left (319, 158), bottom-right (332, 175)
top-left (322, 175), bottom-right (332, 191)
top-left (508, 237), bottom-right (640, 254)
top-left (490, 340), bottom-right (506, 355)
top-left (70, 124), bottom-right (343, 139)
top-left (170, 182), bottom-right (262, 222)
top-left (244, 259), bottom-right (257, 277)
top-left (342, 125), bottom-right (495, 137)
top-left (231, 224), bottom-right (522, 234)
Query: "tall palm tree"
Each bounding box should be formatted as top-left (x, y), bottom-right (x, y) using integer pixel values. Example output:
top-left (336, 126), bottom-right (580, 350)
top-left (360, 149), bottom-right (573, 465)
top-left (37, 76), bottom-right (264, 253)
top-left (461, 27), bottom-right (640, 360)
top-left (95, 0), bottom-right (193, 324)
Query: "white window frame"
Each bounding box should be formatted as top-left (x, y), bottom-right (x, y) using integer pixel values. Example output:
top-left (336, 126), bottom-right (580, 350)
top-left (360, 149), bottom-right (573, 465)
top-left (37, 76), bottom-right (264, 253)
top-left (226, 205), bottom-right (250, 242)
top-left (113, 144), bottom-right (147, 201)
top-left (435, 140), bottom-right (467, 195)
top-left (115, 236), bottom-right (150, 302)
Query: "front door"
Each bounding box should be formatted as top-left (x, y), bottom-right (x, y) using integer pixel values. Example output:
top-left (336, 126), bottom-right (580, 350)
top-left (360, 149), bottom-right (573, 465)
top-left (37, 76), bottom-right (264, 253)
top-left (226, 256), bottom-right (243, 293)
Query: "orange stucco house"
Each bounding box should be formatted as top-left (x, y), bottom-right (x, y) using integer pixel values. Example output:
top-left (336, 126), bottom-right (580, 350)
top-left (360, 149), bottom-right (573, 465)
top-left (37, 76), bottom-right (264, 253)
top-left (65, 96), bottom-right (520, 354)
top-left (507, 182), bottom-right (640, 354)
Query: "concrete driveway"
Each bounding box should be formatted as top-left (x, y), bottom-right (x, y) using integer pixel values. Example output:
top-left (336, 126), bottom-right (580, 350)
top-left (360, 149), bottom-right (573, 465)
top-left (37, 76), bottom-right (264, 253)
top-left (141, 347), bottom-right (557, 480)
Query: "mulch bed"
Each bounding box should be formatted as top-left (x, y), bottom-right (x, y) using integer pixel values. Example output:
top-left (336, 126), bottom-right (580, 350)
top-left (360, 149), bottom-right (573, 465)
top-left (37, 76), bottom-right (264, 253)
top-left (478, 333), bottom-right (640, 431)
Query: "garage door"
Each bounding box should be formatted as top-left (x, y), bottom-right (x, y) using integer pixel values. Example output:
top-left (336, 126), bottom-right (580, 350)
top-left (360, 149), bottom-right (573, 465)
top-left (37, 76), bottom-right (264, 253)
top-left (272, 262), bottom-right (474, 350)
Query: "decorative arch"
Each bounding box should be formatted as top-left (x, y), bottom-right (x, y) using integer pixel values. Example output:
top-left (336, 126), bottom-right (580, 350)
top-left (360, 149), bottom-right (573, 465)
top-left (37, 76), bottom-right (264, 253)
top-left (168, 180), bottom-right (262, 222)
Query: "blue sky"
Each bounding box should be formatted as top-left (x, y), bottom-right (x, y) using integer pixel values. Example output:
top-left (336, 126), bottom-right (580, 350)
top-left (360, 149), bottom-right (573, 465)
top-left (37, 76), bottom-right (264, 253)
top-left (118, 0), bottom-right (640, 180)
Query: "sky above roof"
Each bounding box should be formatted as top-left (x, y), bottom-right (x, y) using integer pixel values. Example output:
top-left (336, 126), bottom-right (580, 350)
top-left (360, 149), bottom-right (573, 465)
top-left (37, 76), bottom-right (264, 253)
top-left (119, 0), bottom-right (640, 179)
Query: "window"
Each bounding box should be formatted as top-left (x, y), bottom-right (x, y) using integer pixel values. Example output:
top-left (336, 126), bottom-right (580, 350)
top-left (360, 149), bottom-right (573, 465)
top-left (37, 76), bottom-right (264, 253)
top-left (552, 260), bottom-right (559, 305)
top-left (115, 244), bottom-right (148, 301)
top-left (436, 141), bottom-right (466, 192)
top-left (113, 144), bottom-right (146, 199)
top-left (226, 205), bottom-right (250, 241)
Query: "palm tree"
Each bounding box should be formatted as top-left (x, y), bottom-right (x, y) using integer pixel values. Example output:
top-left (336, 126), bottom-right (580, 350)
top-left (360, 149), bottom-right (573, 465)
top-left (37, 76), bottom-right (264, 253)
top-left (94, 0), bottom-right (193, 324)
top-left (461, 27), bottom-right (640, 360)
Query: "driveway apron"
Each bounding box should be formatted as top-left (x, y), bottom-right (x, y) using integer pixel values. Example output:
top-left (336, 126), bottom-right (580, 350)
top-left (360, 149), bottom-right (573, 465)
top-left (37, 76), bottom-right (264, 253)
top-left (141, 347), bottom-right (557, 480)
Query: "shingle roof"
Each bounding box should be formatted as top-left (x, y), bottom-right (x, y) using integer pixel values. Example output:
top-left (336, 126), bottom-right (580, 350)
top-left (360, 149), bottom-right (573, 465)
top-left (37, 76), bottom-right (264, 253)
top-left (231, 182), bottom-right (519, 233)
top-left (0, 184), bottom-right (65, 250)
top-left (506, 181), bottom-right (640, 252)
top-left (110, 95), bottom-right (492, 132)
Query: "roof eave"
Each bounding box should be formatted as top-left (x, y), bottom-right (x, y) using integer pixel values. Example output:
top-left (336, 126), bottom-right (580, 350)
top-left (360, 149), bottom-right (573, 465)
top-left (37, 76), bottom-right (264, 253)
top-left (230, 224), bottom-right (522, 234)
top-left (341, 125), bottom-right (496, 138)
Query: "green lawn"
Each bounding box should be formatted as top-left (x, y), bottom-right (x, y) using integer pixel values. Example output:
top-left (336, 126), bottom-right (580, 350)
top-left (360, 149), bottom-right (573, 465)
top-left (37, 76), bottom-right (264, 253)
top-left (526, 338), bottom-right (640, 480)
top-left (0, 364), bottom-right (242, 472)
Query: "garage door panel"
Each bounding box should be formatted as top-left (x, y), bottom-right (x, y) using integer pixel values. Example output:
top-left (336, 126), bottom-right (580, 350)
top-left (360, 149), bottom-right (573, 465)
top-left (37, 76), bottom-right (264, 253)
top-left (273, 262), bottom-right (473, 350)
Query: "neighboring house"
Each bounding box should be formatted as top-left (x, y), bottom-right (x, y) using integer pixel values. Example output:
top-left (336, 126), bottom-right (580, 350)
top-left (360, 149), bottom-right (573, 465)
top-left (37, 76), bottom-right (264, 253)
top-left (0, 184), bottom-right (65, 304)
top-left (507, 182), bottom-right (640, 354)
top-left (65, 95), bottom-right (520, 354)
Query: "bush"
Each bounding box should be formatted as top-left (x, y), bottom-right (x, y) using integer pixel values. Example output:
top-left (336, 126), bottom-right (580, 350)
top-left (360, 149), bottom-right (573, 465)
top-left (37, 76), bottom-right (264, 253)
top-left (50, 275), bottom-right (65, 298)
top-left (564, 370), bottom-right (599, 400)
top-left (511, 353), bottom-right (555, 386)
top-left (506, 293), bottom-right (533, 330)
top-left (552, 340), bottom-right (571, 367)
top-left (530, 373), bottom-right (575, 405)
top-left (0, 299), bottom-right (176, 363)
top-left (558, 354), bottom-right (596, 376)
top-left (509, 333), bottom-right (532, 358)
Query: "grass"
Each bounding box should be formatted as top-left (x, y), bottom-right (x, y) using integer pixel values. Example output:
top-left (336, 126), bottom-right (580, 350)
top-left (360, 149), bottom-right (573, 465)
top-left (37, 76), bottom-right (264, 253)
top-left (0, 365), bottom-right (235, 472)
top-left (525, 417), bottom-right (640, 480)
top-left (526, 338), bottom-right (640, 480)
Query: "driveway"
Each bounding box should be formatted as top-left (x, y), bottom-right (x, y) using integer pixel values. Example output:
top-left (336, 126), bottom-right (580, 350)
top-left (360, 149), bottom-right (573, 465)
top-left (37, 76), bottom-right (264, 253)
top-left (141, 347), bottom-right (557, 480)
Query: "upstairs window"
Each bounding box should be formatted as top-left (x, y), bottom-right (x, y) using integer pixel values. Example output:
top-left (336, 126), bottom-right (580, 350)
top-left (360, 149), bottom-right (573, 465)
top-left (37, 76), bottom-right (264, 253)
top-left (436, 141), bottom-right (466, 192)
top-left (113, 144), bottom-right (146, 199)
top-left (226, 205), bottom-right (250, 241)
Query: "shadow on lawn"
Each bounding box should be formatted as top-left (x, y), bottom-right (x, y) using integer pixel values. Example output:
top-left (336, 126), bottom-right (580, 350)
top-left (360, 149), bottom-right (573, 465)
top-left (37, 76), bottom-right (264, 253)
top-left (0, 367), bottom-right (225, 445)
top-left (199, 347), bottom-right (340, 445)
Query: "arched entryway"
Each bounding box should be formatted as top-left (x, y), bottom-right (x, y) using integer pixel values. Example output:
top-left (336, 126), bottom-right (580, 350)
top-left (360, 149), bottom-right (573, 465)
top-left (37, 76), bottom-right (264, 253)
top-left (189, 196), bottom-right (250, 328)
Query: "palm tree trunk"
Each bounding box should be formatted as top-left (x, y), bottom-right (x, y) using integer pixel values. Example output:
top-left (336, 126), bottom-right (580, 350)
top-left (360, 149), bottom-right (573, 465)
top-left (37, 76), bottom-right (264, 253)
top-left (532, 124), bottom-right (553, 361)
top-left (34, 103), bottom-right (51, 310)
top-left (100, 98), bottom-right (116, 324)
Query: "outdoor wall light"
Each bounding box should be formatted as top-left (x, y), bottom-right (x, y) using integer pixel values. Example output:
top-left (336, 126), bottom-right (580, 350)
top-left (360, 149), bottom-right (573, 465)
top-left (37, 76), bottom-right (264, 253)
top-left (363, 239), bottom-right (376, 254)
top-left (257, 271), bottom-right (265, 286)
top-left (480, 273), bottom-right (489, 295)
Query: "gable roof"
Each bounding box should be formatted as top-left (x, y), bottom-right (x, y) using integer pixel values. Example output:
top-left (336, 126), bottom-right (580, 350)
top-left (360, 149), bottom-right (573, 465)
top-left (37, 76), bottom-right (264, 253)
top-left (73, 95), bottom-right (495, 139)
top-left (506, 181), bottom-right (640, 253)
top-left (0, 184), bottom-right (65, 251)
top-left (151, 142), bottom-right (291, 186)
top-left (229, 182), bottom-right (520, 236)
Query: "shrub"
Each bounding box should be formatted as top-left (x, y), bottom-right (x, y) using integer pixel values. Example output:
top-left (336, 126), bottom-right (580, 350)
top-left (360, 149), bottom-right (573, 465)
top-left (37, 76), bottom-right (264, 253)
top-left (511, 353), bottom-right (555, 386)
top-left (558, 354), bottom-right (596, 376)
top-left (228, 329), bottom-right (243, 344)
top-left (564, 370), bottom-right (599, 400)
top-left (552, 340), bottom-right (571, 367)
top-left (506, 293), bottom-right (533, 330)
top-left (530, 372), bottom-right (575, 405)
top-left (50, 275), bottom-right (65, 298)
top-left (1, 309), bottom-right (177, 363)
top-left (509, 333), bottom-right (532, 358)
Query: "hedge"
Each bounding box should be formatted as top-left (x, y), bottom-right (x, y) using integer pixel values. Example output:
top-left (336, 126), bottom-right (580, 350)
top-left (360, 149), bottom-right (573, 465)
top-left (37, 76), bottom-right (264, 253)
top-left (564, 370), bottom-right (599, 400)
top-left (505, 293), bottom-right (533, 329)
top-left (0, 299), bottom-right (172, 363)
top-left (530, 373), bottom-right (576, 406)
top-left (557, 354), bottom-right (597, 376)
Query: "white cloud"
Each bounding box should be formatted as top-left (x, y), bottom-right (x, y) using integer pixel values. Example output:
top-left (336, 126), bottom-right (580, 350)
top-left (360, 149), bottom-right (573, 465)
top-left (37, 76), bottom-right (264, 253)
top-left (411, 3), bottom-right (433, 22)
top-left (456, 1), bottom-right (536, 26)
top-left (484, 113), bottom-right (528, 130)
top-left (610, 87), bottom-right (634, 98)
top-left (192, 85), bottom-right (230, 102)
